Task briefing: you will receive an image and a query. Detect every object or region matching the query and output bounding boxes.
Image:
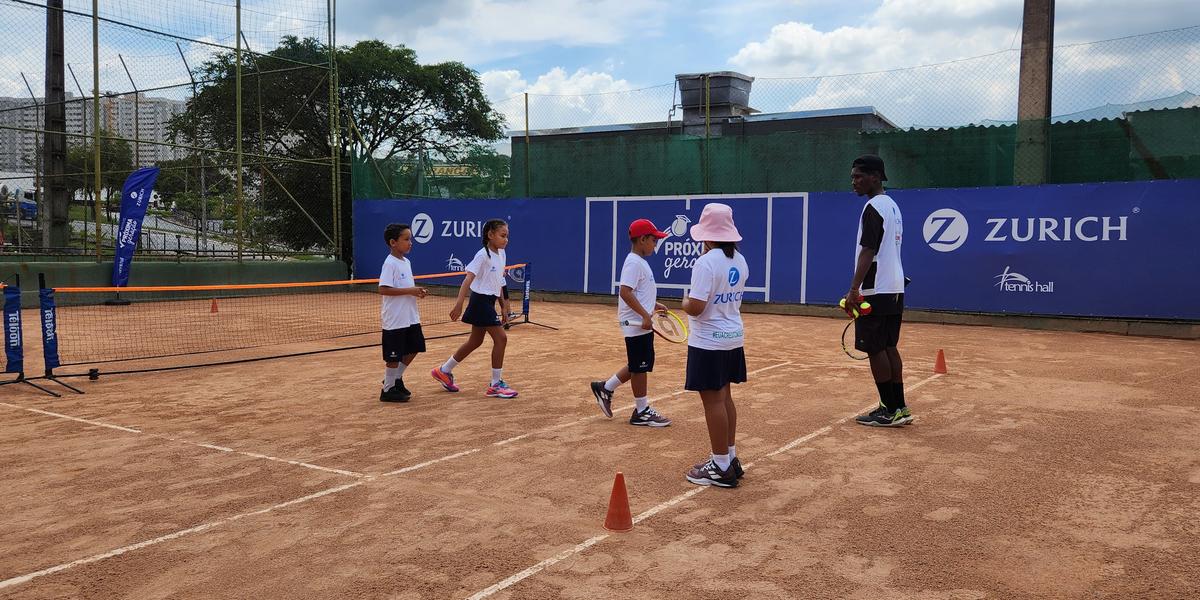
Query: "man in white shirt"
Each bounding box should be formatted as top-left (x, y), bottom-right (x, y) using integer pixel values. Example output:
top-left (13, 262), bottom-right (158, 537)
top-left (844, 155), bottom-right (913, 426)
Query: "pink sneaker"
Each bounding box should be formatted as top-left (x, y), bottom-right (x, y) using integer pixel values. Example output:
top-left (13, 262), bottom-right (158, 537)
top-left (431, 367), bottom-right (459, 392)
top-left (485, 380), bottom-right (518, 398)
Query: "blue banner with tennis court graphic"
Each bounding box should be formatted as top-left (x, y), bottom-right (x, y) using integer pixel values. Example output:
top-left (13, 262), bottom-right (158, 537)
top-left (3, 284), bottom-right (21, 374)
top-left (354, 179), bottom-right (1199, 319)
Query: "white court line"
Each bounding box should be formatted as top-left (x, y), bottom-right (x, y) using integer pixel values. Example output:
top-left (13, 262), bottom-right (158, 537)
top-left (0, 402), bottom-right (367, 479)
top-left (491, 360), bottom-right (793, 447)
top-left (0, 360), bottom-right (801, 592)
top-left (0, 403), bottom-right (142, 433)
top-left (465, 535), bottom-right (611, 600)
top-left (0, 481), bottom-right (365, 591)
top-left (465, 371), bottom-right (945, 599)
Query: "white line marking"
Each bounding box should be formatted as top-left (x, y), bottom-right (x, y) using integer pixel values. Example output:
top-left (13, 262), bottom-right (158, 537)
top-left (465, 534), bottom-right (611, 600)
top-left (610, 200), bottom-right (618, 295)
top-left (631, 487), bottom-right (705, 524)
top-left (800, 193), bottom-right (809, 304)
top-left (765, 195), bottom-right (773, 302)
top-left (0, 402), bottom-right (366, 478)
top-left (0, 360), bottom-right (805, 592)
top-left (380, 449), bottom-right (480, 477)
top-left (465, 370), bottom-right (945, 599)
top-left (0, 481), bottom-right (365, 591)
top-left (1, 403), bottom-right (141, 433)
top-left (583, 198), bottom-right (592, 292)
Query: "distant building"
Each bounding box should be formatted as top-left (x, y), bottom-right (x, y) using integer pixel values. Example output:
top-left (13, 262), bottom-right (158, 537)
top-left (0, 92), bottom-right (187, 172)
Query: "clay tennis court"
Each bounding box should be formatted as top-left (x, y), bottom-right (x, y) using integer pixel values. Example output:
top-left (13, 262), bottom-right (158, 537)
top-left (2, 300), bottom-right (1197, 598)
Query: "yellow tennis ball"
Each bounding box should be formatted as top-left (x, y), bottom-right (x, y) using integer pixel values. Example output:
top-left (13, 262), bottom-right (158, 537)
top-left (860, 301), bottom-right (872, 315)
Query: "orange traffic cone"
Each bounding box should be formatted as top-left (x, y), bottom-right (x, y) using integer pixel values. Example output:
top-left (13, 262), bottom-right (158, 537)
top-left (934, 349), bottom-right (948, 374)
top-left (603, 472), bottom-right (633, 532)
top-left (210, 298), bottom-right (219, 314)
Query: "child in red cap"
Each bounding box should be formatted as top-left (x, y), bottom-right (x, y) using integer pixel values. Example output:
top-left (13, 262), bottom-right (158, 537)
top-left (589, 218), bottom-right (672, 427)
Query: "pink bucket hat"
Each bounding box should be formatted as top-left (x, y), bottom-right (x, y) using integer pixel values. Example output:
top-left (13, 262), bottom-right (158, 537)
top-left (689, 203), bottom-right (742, 242)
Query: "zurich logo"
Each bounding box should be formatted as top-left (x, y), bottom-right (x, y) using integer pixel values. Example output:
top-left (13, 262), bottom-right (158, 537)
top-left (923, 208), bottom-right (968, 252)
top-left (727, 267), bottom-right (740, 286)
top-left (412, 212), bottom-right (434, 244)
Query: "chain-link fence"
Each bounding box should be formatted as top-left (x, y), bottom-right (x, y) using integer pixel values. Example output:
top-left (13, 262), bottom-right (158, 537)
top-left (356, 25), bottom-right (1200, 199)
top-left (0, 0), bottom-right (339, 260)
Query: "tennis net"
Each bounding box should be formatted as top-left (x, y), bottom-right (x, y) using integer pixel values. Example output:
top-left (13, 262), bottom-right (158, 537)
top-left (41, 263), bottom-right (532, 373)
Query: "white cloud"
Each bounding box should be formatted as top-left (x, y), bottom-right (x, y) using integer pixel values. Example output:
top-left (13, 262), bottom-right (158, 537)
top-left (336, 0), bottom-right (669, 64)
top-left (727, 0), bottom-right (1200, 126)
top-left (483, 67), bottom-right (665, 133)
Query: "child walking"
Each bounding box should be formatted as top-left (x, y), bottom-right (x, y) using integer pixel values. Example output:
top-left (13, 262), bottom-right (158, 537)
top-left (589, 218), bottom-right (672, 427)
top-left (378, 223), bottom-right (428, 402)
top-left (431, 219), bottom-right (519, 398)
top-left (681, 203), bottom-right (748, 488)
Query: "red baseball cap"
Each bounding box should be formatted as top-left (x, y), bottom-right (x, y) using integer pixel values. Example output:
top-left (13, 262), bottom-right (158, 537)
top-left (629, 218), bottom-right (668, 239)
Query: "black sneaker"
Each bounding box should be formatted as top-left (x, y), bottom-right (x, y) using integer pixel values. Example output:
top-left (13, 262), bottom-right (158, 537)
top-left (855, 404), bottom-right (908, 427)
top-left (629, 406), bottom-right (671, 427)
top-left (686, 458), bottom-right (738, 488)
top-left (694, 456), bottom-right (744, 479)
top-left (380, 381), bottom-right (409, 403)
top-left (590, 381), bottom-right (613, 418)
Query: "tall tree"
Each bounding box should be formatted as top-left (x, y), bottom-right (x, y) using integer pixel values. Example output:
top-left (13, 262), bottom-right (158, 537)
top-left (170, 36), bottom-right (505, 255)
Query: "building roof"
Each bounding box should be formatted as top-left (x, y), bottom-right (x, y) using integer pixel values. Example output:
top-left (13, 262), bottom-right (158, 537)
top-left (509, 105), bottom-right (897, 138)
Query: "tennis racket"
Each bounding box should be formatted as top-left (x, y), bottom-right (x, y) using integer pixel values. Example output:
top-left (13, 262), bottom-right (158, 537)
top-left (621, 310), bottom-right (688, 344)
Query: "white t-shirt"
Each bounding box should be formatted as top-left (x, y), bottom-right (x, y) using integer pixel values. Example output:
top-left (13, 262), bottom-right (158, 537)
top-left (466, 247), bottom-right (506, 297)
top-left (687, 248), bottom-right (748, 351)
top-left (379, 254), bottom-right (420, 330)
top-left (617, 252), bottom-right (657, 338)
top-left (854, 194), bottom-right (905, 295)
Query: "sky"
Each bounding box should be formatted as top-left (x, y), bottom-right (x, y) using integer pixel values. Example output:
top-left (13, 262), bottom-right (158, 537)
top-left (0, 0), bottom-right (1197, 131)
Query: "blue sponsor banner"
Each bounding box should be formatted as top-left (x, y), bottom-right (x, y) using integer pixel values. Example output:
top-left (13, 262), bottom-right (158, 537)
top-left (354, 180), bottom-right (1199, 320)
top-left (585, 195), bottom-right (806, 301)
top-left (112, 167), bottom-right (160, 287)
top-left (352, 197), bottom-right (585, 292)
top-left (3, 285), bottom-right (21, 374)
top-left (806, 180), bottom-right (1200, 319)
top-left (39, 288), bottom-right (60, 370)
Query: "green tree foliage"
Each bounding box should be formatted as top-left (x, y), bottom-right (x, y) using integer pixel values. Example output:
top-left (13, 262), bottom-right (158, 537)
top-left (170, 36), bottom-right (505, 253)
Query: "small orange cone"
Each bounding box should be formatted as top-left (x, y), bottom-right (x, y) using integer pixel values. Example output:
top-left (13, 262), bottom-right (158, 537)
top-left (210, 298), bottom-right (219, 314)
top-left (934, 349), bottom-right (948, 374)
top-left (603, 472), bottom-right (633, 532)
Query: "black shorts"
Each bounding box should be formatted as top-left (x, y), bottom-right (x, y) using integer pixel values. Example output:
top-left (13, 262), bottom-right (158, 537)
top-left (382, 324), bottom-right (426, 362)
top-left (625, 332), bottom-right (655, 373)
top-left (854, 312), bottom-right (902, 355)
top-left (685, 346), bottom-right (747, 392)
top-left (462, 291), bottom-right (501, 327)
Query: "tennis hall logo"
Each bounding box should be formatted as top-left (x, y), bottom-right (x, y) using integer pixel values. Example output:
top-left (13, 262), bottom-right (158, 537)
top-left (924, 208), bottom-right (968, 252)
top-left (995, 266), bottom-right (1055, 293)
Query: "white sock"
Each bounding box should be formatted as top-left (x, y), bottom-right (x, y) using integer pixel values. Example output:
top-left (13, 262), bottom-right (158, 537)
top-left (728, 445), bottom-right (737, 459)
top-left (441, 357), bottom-right (459, 373)
top-left (604, 375), bottom-right (622, 392)
top-left (712, 453), bottom-right (732, 471)
top-left (384, 366), bottom-right (399, 389)
top-left (634, 397), bottom-right (649, 411)
top-left (395, 363), bottom-right (408, 378)
top-left (491, 368), bottom-right (503, 385)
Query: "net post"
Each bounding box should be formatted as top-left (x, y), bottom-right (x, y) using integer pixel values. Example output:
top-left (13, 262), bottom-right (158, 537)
top-left (35, 273), bottom-right (83, 395)
top-left (516, 262), bottom-right (557, 331)
top-left (522, 262), bottom-right (531, 323)
top-left (0, 274), bottom-right (58, 396)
